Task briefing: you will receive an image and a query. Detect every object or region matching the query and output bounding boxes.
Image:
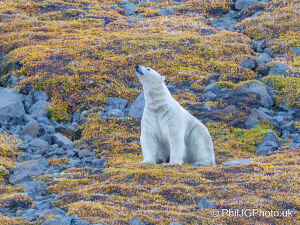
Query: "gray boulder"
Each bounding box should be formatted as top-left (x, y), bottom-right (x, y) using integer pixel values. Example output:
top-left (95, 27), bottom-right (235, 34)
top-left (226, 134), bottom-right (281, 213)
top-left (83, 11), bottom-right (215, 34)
top-left (158, 7), bottom-right (175, 16)
top-left (9, 158), bottom-right (48, 184)
top-left (239, 58), bottom-right (256, 69)
top-left (128, 92), bottom-right (145, 119)
top-left (29, 138), bottom-right (49, 151)
top-left (255, 141), bottom-right (278, 156)
top-left (211, 10), bottom-right (239, 30)
top-left (41, 215), bottom-right (72, 225)
top-left (204, 83), bottom-right (221, 94)
top-left (235, 0), bottom-right (260, 11)
top-left (105, 97), bottom-right (128, 109)
top-left (291, 47), bottom-right (300, 56)
top-left (78, 149), bottom-right (93, 159)
top-left (268, 62), bottom-right (290, 76)
top-left (28, 100), bottom-right (49, 118)
top-left (271, 115), bottom-right (284, 129)
top-left (129, 215), bottom-right (147, 225)
top-left (222, 158), bottom-right (252, 166)
top-left (256, 53), bottom-right (271, 66)
top-left (117, 0), bottom-right (138, 16)
top-left (197, 197), bottom-right (216, 209)
top-left (169, 223), bottom-right (181, 225)
top-left (202, 91), bottom-right (216, 101)
top-left (18, 181), bottom-right (47, 200)
top-left (0, 88), bottom-right (25, 122)
top-left (245, 117), bottom-right (258, 129)
top-left (33, 91), bottom-right (48, 102)
top-left (52, 133), bottom-right (74, 149)
top-left (23, 120), bottom-right (40, 138)
top-left (291, 134), bottom-right (300, 143)
top-left (237, 81), bottom-right (273, 108)
top-left (106, 108), bottom-right (126, 118)
top-left (282, 122), bottom-right (296, 133)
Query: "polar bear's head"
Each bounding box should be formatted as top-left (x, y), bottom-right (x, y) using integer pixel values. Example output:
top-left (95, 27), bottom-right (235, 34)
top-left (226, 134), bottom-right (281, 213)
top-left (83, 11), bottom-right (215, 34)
top-left (135, 65), bottom-right (165, 87)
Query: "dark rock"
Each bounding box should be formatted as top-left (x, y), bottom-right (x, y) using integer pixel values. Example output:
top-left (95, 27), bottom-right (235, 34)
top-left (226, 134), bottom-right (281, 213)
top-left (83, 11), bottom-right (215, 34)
top-left (21, 208), bottom-right (39, 221)
top-left (78, 149), bottom-right (92, 159)
top-left (105, 97), bottom-right (128, 109)
top-left (202, 91), bottom-right (216, 101)
top-left (41, 215), bottom-right (72, 225)
top-left (263, 133), bottom-right (278, 143)
top-left (245, 117), bottom-right (258, 129)
top-left (9, 158), bottom-right (48, 184)
top-left (169, 223), bottom-right (181, 225)
top-left (28, 100), bottom-right (49, 118)
top-left (18, 181), bottom-right (47, 200)
top-left (0, 88), bottom-right (25, 122)
top-left (91, 158), bottom-right (107, 168)
top-left (271, 115), bottom-right (284, 129)
top-left (129, 215), bottom-right (147, 225)
top-left (126, 17), bottom-right (137, 25)
top-left (235, 0), bottom-right (260, 10)
top-left (255, 53), bottom-right (271, 66)
top-left (264, 48), bottom-right (273, 57)
top-left (282, 122), bottom-right (296, 133)
top-left (52, 133), bottom-right (74, 149)
top-left (29, 138), bottom-right (49, 151)
top-left (268, 62), bottom-right (290, 76)
top-left (255, 141), bottom-right (278, 156)
top-left (237, 81), bottom-right (273, 108)
top-left (34, 198), bottom-right (52, 210)
top-left (33, 91), bottom-right (48, 102)
top-left (158, 7), bottom-right (175, 16)
top-left (239, 58), bottom-right (256, 69)
top-left (289, 142), bottom-right (300, 149)
top-left (23, 120), bottom-right (40, 138)
top-left (40, 134), bottom-right (53, 145)
top-left (197, 197), bottom-right (216, 209)
top-left (204, 83), bottom-right (221, 94)
top-left (128, 92), bottom-right (145, 119)
top-left (105, 108), bottom-right (126, 118)
top-left (117, 0), bottom-right (138, 16)
top-left (291, 47), bottom-right (300, 56)
top-left (291, 134), bottom-right (300, 143)
top-left (6, 75), bottom-right (18, 86)
top-left (72, 112), bottom-right (80, 122)
top-left (281, 130), bottom-right (290, 139)
top-left (211, 10), bottom-right (239, 30)
top-left (222, 158), bottom-right (252, 166)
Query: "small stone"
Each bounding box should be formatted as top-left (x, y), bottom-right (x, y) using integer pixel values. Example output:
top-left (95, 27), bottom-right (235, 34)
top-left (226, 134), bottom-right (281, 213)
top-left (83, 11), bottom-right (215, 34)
top-left (52, 133), bottom-right (74, 149)
top-left (222, 158), bottom-right (252, 166)
top-left (29, 138), bottom-right (49, 151)
top-left (255, 53), bottom-right (271, 66)
top-left (245, 117), bottom-right (258, 129)
top-left (150, 187), bottom-right (160, 193)
top-left (291, 134), bottom-right (300, 143)
top-left (268, 62), bottom-right (290, 76)
top-left (23, 120), bottom-right (40, 138)
top-left (72, 112), bottom-right (80, 122)
top-left (78, 149), bottom-right (92, 159)
top-left (291, 47), bottom-right (300, 56)
top-left (202, 91), bottom-right (216, 101)
top-left (129, 215), bottom-right (147, 225)
top-left (197, 197), bottom-right (216, 209)
top-left (239, 58), bottom-right (255, 69)
top-left (281, 130), bottom-right (290, 139)
top-left (158, 7), bottom-right (175, 16)
top-left (28, 100), bottom-right (49, 118)
top-left (282, 122), bottom-right (296, 133)
top-left (33, 91), bottom-right (48, 102)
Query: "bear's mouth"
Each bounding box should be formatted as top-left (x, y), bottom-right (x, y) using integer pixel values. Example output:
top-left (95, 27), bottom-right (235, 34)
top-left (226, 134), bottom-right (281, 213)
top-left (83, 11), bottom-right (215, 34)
top-left (135, 65), bottom-right (144, 75)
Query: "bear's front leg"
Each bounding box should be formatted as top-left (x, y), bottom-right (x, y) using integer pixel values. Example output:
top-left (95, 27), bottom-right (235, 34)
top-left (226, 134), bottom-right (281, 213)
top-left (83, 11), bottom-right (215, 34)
top-left (140, 130), bottom-right (158, 164)
top-left (169, 137), bottom-right (185, 165)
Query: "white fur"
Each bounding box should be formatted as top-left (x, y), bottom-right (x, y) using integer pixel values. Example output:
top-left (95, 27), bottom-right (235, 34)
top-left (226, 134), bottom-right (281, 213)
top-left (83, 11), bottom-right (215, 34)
top-left (135, 65), bottom-right (215, 165)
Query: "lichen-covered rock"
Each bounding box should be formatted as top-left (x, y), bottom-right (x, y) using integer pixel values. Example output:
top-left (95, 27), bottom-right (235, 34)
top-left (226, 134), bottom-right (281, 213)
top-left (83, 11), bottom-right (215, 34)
top-left (197, 197), bottom-right (216, 209)
top-left (128, 92), bottom-right (145, 119)
top-left (28, 100), bottom-right (49, 118)
top-left (268, 62), bottom-right (290, 76)
top-left (51, 133), bottom-right (74, 149)
top-left (235, 0), bottom-right (260, 10)
top-left (23, 120), bottom-right (40, 138)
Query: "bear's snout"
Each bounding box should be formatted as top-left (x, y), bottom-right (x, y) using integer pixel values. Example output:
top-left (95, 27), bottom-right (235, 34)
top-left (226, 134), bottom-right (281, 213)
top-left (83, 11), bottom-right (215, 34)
top-left (135, 65), bottom-right (144, 75)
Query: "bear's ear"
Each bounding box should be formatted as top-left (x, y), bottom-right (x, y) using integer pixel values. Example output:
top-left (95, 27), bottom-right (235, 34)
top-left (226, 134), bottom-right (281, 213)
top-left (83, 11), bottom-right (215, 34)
top-left (160, 76), bottom-right (165, 81)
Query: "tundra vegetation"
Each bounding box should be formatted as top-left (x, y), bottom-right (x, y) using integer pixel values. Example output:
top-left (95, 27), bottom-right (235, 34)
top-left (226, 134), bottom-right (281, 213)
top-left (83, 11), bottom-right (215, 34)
top-left (0, 0), bottom-right (299, 224)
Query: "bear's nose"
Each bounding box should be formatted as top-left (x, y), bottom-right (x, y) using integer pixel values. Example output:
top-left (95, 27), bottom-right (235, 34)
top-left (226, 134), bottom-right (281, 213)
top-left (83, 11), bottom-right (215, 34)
top-left (135, 65), bottom-right (140, 70)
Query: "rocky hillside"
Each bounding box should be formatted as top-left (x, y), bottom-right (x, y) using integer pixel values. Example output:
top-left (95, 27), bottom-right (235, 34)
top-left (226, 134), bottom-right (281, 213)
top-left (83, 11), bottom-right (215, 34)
top-left (0, 0), bottom-right (299, 224)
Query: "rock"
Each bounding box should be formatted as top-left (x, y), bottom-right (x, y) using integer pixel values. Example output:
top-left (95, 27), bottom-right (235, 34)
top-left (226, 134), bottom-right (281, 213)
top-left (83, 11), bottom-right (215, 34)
top-left (268, 62), bottom-right (290, 76)
top-left (28, 100), bottom-right (49, 118)
top-left (197, 197), bottom-right (216, 209)
top-left (255, 141), bottom-right (278, 156)
top-left (264, 47), bottom-right (273, 57)
top-left (72, 112), bottom-right (80, 122)
top-left (169, 223), bottom-right (181, 225)
top-left (281, 130), bottom-right (290, 139)
top-left (91, 158), bottom-right (107, 168)
top-left (52, 133), bottom-right (74, 149)
top-left (78, 149), bottom-right (92, 159)
top-left (263, 133), bottom-right (278, 143)
top-left (150, 187), bottom-right (160, 193)
top-left (202, 103), bottom-right (211, 111)
top-left (80, 110), bottom-right (88, 120)
top-left (126, 17), bottom-right (137, 25)
top-left (289, 142), bottom-right (300, 149)
top-left (239, 58), bottom-right (256, 69)
top-left (129, 215), bottom-right (147, 225)
top-left (117, 0), bottom-right (138, 16)
top-left (202, 91), bottom-right (216, 101)
top-left (18, 181), bottom-right (47, 200)
top-left (222, 158), bottom-right (252, 166)
top-left (0, 88), bottom-right (25, 122)
top-left (29, 138), bottom-right (49, 151)
top-left (34, 198), bottom-right (52, 210)
top-left (23, 120), bottom-right (40, 138)
top-left (271, 115), bottom-right (284, 129)
top-left (204, 83), bottom-right (221, 94)
top-left (237, 81), bottom-right (273, 108)
top-left (6, 75), bottom-right (18, 86)
top-left (291, 134), bottom-right (300, 143)
top-left (211, 10), bottom-right (239, 30)
top-left (105, 97), bottom-right (128, 109)
top-left (235, 0), bottom-right (260, 10)
top-left (41, 215), bottom-right (72, 225)
top-left (9, 159), bottom-right (48, 184)
top-left (245, 117), bottom-right (258, 129)
top-left (282, 122), bottom-right (297, 133)
top-left (21, 208), bottom-right (39, 221)
top-left (291, 47), bottom-right (300, 56)
top-left (128, 92), bottom-right (145, 119)
top-left (40, 134), bottom-right (52, 145)
top-left (33, 91), bottom-right (48, 102)
top-left (158, 7), bottom-right (175, 16)
top-left (105, 108), bottom-right (126, 118)
top-left (255, 53), bottom-right (271, 66)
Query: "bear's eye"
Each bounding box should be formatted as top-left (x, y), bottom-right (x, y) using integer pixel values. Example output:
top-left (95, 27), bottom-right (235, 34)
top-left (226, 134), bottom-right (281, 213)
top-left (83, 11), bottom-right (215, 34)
top-left (147, 68), bottom-right (151, 71)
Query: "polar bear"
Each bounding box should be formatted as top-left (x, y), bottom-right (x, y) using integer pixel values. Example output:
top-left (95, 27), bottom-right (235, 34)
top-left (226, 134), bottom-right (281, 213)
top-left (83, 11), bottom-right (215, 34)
top-left (135, 65), bottom-right (215, 165)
